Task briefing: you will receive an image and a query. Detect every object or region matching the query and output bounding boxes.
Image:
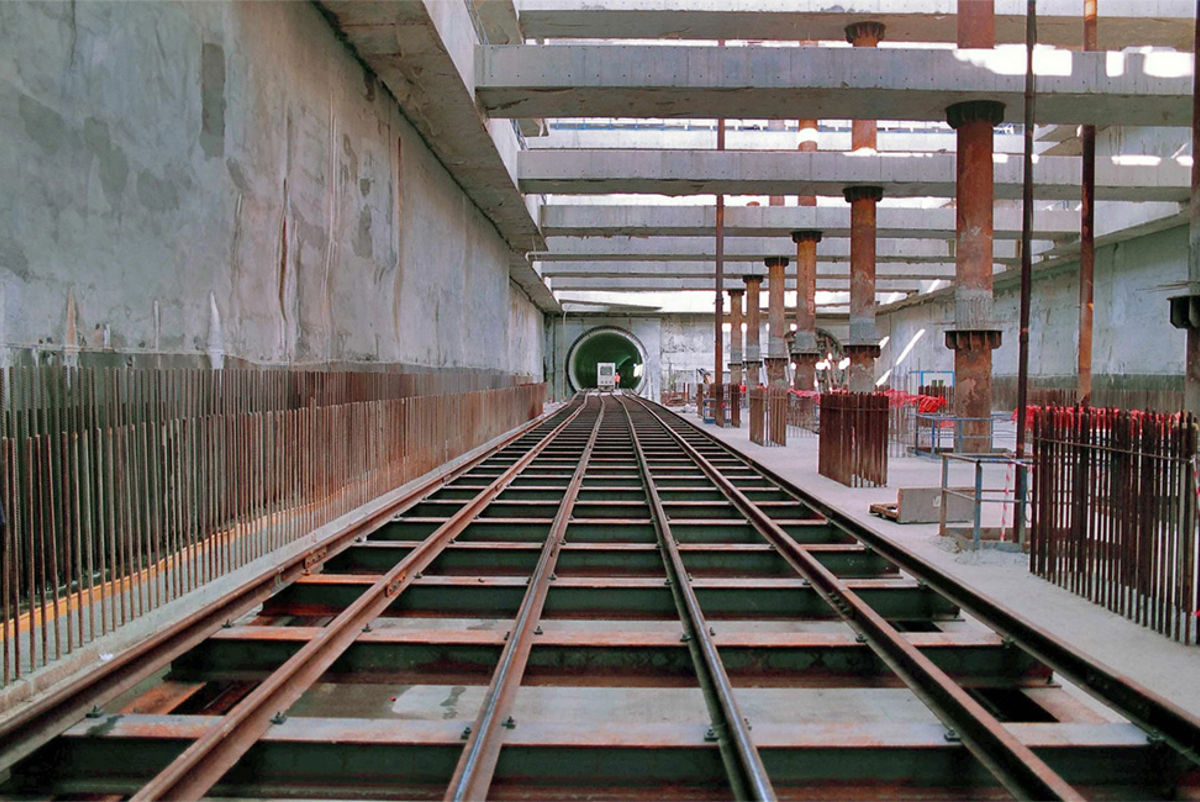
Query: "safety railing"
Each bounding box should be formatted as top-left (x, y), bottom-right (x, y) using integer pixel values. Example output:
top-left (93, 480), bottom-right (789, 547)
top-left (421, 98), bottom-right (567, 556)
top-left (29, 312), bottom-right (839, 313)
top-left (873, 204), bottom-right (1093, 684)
top-left (818, 392), bottom-right (888, 487)
top-left (0, 365), bottom-right (546, 684)
top-left (938, 453), bottom-right (1032, 551)
top-left (1030, 406), bottom-right (1199, 644)
top-left (913, 413), bottom-right (1003, 454)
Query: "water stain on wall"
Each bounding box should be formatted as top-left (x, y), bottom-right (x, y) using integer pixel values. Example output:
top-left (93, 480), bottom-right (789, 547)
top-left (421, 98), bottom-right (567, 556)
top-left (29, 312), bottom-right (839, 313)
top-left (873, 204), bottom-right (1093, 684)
top-left (200, 42), bottom-right (226, 159)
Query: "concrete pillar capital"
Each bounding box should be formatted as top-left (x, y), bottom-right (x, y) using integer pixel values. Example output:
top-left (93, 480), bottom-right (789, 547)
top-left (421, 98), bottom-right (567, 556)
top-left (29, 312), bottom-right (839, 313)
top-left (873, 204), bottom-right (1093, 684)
top-left (764, 256), bottom-right (790, 268)
top-left (844, 21), bottom-right (886, 46)
top-left (790, 230), bottom-right (822, 244)
top-left (742, 275), bottom-right (763, 285)
top-left (727, 287), bottom-right (744, 297)
top-left (843, 185), bottom-right (884, 204)
top-left (945, 100), bottom-right (1005, 130)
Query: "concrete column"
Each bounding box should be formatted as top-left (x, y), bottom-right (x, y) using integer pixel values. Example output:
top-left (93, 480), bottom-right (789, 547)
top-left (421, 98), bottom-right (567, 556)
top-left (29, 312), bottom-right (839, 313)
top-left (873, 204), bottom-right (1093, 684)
top-left (957, 0), bottom-right (995, 48)
top-left (728, 288), bottom-right (744, 387)
top-left (791, 230), bottom-right (822, 391)
top-left (946, 100), bottom-right (1005, 451)
top-left (765, 256), bottom-right (790, 386)
top-left (842, 186), bottom-right (883, 393)
top-left (844, 22), bottom-right (884, 152)
top-left (743, 275), bottom-right (763, 386)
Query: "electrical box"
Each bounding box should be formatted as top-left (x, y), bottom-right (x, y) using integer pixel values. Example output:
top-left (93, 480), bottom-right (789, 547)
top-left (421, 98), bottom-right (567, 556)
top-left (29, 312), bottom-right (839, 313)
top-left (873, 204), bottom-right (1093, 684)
top-left (597, 362), bottom-right (616, 390)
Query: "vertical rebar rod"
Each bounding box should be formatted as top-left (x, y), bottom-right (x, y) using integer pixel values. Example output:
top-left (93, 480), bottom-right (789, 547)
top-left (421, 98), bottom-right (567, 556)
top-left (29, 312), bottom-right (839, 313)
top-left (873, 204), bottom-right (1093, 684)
top-left (1014, 0), bottom-right (1037, 546)
top-left (1077, 0), bottom-right (1097, 405)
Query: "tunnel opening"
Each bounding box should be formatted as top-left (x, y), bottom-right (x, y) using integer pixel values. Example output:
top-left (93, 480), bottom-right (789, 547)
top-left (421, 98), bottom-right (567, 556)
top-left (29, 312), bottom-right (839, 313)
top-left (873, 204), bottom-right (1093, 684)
top-left (567, 328), bottom-right (646, 391)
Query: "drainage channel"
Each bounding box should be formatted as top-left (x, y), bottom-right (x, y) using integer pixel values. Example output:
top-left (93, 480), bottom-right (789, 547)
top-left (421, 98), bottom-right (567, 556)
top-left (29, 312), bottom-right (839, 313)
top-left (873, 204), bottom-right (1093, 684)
top-left (1, 393), bottom-right (1199, 800)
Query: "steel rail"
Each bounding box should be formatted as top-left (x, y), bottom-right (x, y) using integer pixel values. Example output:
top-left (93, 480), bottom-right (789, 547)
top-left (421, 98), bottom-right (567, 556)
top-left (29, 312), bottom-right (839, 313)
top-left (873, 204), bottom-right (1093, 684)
top-left (618, 395), bottom-right (776, 802)
top-left (445, 394), bottom-right (606, 801)
top-left (0, 400), bottom-right (568, 776)
top-left (654, 396), bottom-right (1200, 774)
top-left (129, 397), bottom-right (590, 802)
top-left (629, 394), bottom-right (1083, 802)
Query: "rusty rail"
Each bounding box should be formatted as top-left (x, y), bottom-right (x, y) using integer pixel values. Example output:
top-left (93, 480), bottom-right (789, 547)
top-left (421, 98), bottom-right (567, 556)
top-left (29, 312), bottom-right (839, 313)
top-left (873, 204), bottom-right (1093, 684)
top-left (129, 395), bottom-right (586, 801)
top-left (632, 395), bottom-right (1084, 802)
top-left (1031, 406), bottom-right (1199, 643)
top-left (0, 365), bottom-right (546, 685)
top-left (446, 396), bottom-right (605, 800)
top-left (6, 394), bottom-right (1200, 798)
top-left (817, 392), bottom-right (888, 487)
top-left (619, 395), bottom-right (774, 801)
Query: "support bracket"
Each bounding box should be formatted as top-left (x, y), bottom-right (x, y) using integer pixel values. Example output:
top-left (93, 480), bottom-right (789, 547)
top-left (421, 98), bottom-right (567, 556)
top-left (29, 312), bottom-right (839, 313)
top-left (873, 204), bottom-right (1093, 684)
top-left (944, 329), bottom-right (1002, 351)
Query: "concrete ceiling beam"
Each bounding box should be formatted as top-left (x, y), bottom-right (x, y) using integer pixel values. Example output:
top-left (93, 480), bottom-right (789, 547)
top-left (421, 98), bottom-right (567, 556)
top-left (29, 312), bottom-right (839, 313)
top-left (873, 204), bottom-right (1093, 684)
top-left (536, 261), bottom-right (956, 280)
top-left (540, 264), bottom-right (950, 280)
top-left (520, 149), bottom-right (1189, 202)
top-left (550, 277), bottom-right (924, 291)
top-left (539, 203), bottom-right (1080, 240)
top-left (534, 236), bottom-right (1042, 264)
top-left (478, 45), bottom-right (1193, 127)
top-left (516, 0), bottom-right (1193, 50)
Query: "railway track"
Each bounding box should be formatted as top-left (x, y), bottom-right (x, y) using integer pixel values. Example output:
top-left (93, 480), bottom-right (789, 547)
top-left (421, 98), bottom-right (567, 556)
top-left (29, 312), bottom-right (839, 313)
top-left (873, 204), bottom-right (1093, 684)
top-left (1, 393), bottom-right (1199, 800)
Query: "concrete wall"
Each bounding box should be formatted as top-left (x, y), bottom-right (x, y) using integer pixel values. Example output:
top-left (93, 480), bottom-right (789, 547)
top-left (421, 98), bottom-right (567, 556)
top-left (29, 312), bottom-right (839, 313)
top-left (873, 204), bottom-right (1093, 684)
top-left (0, 1), bottom-right (542, 378)
top-left (876, 224), bottom-right (1187, 405)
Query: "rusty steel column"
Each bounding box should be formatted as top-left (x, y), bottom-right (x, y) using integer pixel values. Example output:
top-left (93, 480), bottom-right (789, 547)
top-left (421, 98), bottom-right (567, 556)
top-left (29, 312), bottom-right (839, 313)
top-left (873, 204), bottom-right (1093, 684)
top-left (791, 231), bottom-right (822, 392)
top-left (845, 22), bottom-right (885, 152)
top-left (946, 100), bottom-right (1005, 452)
top-left (743, 275), bottom-right (763, 386)
top-left (765, 257), bottom-right (790, 386)
top-left (1171, 0), bottom-right (1200, 416)
top-left (715, 115), bottom-right (726, 388)
top-left (843, 186), bottom-right (884, 393)
top-left (798, 118), bottom-right (818, 207)
top-left (1077, 0), bottom-right (1096, 405)
top-left (728, 288), bottom-right (745, 387)
top-left (958, 0), bottom-right (996, 48)
top-left (768, 119), bottom-right (786, 205)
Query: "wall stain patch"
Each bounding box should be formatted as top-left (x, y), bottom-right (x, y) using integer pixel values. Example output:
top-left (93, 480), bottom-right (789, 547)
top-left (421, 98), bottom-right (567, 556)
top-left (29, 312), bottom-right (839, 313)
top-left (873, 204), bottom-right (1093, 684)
top-left (353, 205), bottom-right (373, 259)
top-left (83, 117), bottom-right (129, 204)
top-left (136, 169), bottom-right (179, 211)
top-left (200, 42), bottom-right (226, 159)
top-left (0, 236), bottom-right (31, 281)
top-left (18, 94), bottom-right (67, 156)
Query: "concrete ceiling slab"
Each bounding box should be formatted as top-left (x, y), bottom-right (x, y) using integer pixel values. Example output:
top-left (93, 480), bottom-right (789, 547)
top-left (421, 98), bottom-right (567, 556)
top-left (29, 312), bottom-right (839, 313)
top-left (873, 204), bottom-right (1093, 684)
top-left (478, 45), bottom-right (1193, 127)
top-left (539, 204), bottom-right (1080, 240)
top-left (516, 0), bottom-right (1192, 50)
top-left (534, 235), bottom-right (1039, 264)
top-left (519, 149), bottom-right (1190, 202)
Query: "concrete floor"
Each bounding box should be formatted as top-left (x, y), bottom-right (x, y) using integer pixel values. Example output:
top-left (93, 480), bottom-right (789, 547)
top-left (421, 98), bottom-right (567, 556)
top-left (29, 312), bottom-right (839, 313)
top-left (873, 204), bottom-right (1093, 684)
top-left (695, 417), bottom-right (1200, 719)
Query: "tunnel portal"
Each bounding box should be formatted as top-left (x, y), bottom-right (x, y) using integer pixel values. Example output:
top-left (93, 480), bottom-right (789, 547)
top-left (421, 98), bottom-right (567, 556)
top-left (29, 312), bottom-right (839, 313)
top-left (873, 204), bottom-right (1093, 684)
top-left (567, 327), bottom-right (645, 391)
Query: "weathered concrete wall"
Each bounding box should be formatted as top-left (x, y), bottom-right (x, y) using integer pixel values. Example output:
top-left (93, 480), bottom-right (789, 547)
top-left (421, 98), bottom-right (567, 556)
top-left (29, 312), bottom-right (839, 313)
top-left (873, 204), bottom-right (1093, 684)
top-left (0, 1), bottom-right (542, 377)
top-left (876, 224), bottom-right (1187, 404)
